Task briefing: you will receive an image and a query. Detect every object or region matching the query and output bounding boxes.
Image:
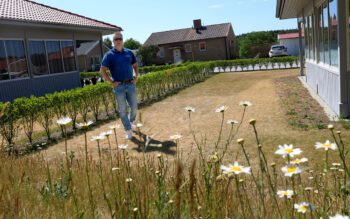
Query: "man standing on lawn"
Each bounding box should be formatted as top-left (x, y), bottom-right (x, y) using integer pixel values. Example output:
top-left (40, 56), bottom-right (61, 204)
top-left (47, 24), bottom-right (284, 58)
top-left (100, 31), bottom-right (138, 139)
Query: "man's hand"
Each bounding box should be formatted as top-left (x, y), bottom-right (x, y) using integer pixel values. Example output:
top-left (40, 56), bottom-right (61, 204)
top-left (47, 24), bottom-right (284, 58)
top-left (132, 76), bottom-right (138, 84)
top-left (112, 81), bottom-right (120, 88)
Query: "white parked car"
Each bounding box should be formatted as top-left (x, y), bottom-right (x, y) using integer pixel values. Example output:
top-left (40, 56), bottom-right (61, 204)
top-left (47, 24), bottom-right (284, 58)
top-left (269, 45), bottom-right (288, 57)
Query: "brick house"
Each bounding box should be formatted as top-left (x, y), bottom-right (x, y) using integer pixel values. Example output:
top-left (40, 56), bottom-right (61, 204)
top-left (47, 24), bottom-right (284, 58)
top-left (144, 19), bottom-right (238, 65)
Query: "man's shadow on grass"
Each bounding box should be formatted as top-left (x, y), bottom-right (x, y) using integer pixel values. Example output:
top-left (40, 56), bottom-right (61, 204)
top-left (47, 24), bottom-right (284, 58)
top-left (129, 131), bottom-right (176, 155)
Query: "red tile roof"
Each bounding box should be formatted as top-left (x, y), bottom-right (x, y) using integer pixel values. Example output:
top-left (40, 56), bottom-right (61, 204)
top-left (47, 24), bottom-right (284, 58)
top-left (278, 32), bottom-right (304, 40)
top-left (0, 0), bottom-right (121, 32)
top-left (144, 23), bottom-right (232, 46)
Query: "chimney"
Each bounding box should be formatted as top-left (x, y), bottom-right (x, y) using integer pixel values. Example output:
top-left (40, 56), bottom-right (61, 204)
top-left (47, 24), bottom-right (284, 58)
top-left (193, 19), bottom-right (202, 30)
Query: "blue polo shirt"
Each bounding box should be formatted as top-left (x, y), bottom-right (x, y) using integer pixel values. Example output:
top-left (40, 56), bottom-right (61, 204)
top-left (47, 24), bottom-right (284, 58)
top-left (101, 48), bottom-right (137, 82)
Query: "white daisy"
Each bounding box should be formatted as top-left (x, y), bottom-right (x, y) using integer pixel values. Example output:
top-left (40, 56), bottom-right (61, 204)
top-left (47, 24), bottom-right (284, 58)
top-left (275, 144), bottom-right (302, 158)
top-left (239, 101), bottom-right (252, 107)
top-left (215, 105), bottom-right (228, 113)
top-left (290, 157), bottom-right (308, 165)
top-left (330, 214), bottom-right (350, 219)
top-left (76, 120), bottom-right (94, 129)
top-left (220, 162), bottom-right (251, 175)
top-left (315, 140), bottom-right (337, 151)
top-left (57, 117), bottom-right (72, 126)
top-left (118, 144), bottom-right (128, 150)
top-left (100, 130), bottom-right (113, 136)
top-left (294, 202), bottom-right (311, 214)
top-left (277, 190), bottom-right (294, 199)
top-left (136, 122), bottom-right (143, 128)
top-left (281, 165), bottom-right (303, 177)
top-left (91, 135), bottom-right (106, 141)
top-left (227, 119), bottom-right (239, 125)
top-left (185, 106), bottom-right (196, 112)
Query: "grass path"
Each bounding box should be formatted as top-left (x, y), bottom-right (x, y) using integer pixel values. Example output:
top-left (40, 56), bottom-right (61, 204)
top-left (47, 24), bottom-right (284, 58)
top-left (42, 69), bottom-right (348, 166)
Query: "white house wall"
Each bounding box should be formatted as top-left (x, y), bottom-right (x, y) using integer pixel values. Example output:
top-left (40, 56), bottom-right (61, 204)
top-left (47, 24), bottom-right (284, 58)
top-left (305, 62), bottom-right (340, 115)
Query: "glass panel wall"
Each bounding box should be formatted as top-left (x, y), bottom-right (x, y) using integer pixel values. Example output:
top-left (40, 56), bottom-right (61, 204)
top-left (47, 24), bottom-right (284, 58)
top-left (61, 41), bottom-right (76, 72)
top-left (5, 40), bottom-right (29, 79)
top-left (329, 0), bottom-right (338, 67)
top-left (28, 41), bottom-right (48, 76)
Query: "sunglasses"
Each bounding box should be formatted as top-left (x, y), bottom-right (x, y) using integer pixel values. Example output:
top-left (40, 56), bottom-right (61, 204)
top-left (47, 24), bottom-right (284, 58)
top-left (113, 38), bottom-right (123, 41)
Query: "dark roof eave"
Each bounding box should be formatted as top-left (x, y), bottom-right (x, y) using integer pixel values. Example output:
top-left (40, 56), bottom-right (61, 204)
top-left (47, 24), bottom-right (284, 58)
top-left (0, 18), bottom-right (122, 35)
top-left (276, 0), bottom-right (282, 18)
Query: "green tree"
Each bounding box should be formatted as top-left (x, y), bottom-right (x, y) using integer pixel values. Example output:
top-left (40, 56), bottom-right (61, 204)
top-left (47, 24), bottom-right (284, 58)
top-left (237, 29), bottom-right (298, 58)
top-left (124, 38), bottom-right (142, 50)
top-left (137, 45), bottom-right (159, 66)
top-left (103, 37), bottom-right (112, 49)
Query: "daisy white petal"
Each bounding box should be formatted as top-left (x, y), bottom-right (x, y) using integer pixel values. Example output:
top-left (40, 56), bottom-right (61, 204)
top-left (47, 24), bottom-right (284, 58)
top-left (330, 214), bottom-right (350, 219)
top-left (315, 140), bottom-right (337, 151)
top-left (118, 144), bottom-right (128, 150)
top-left (57, 117), bottom-right (72, 126)
top-left (239, 101), bottom-right (252, 107)
top-left (277, 190), bottom-right (294, 199)
top-left (281, 165), bottom-right (303, 177)
top-left (275, 144), bottom-right (302, 158)
top-left (294, 202), bottom-right (311, 214)
top-left (227, 119), bottom-right (239, 125)
top-left (185, 106), bottom-right (195, 112)
top-left (215, 106), bottom-right (228, 113)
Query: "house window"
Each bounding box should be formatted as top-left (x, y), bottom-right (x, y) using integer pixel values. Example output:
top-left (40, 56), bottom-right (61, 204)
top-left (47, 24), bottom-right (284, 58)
top-left (329, 0), bottom-right (338, 67)
top-left (0, 40), bottom-right (29, 81)
top-left (199, 42), bottom-right (206, 51)
top-left (185, 44), bottom-right (192, 53)
top-left (0, 40), bottom-right (9, 81)
top-left (61, 41), bottom-right (76, 72)
top-left (157, 47), bottom-right (165, 58)
top-left (46, 41), bottom-right (64, 74)
top-left (28, 40), bottom-right (49, 76)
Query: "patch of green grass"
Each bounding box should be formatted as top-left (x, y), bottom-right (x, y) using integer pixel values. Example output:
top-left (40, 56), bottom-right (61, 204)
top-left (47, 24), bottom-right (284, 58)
top-left (340, 119), bottom-right (350, 129)
top-left (275, 76), bottom-right (329, 130)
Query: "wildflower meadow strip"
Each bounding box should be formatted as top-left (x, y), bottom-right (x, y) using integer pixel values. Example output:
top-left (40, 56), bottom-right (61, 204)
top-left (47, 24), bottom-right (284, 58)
top-left (0, 101), bottom-right (349, 218)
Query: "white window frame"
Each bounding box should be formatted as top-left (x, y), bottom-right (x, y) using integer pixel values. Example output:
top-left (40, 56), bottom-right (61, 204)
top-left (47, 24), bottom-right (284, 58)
top-left (185, 44), bottom-right (192, 53)
top-left (199, 42), bottom-right (206, 52)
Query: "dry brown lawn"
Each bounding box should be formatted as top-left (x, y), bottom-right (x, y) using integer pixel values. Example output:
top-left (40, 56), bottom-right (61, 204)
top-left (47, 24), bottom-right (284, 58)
top-left (41, 69), bottom-right (349, 167)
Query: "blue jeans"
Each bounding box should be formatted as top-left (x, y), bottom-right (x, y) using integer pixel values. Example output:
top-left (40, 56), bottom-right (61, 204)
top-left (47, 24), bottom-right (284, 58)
top-left (114, 83), bottom-right (138, 131)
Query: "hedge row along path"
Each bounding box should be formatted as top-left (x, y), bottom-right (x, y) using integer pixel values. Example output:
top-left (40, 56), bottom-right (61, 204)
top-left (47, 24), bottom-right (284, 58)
top-left (43, 69), bottom-right (344, 166)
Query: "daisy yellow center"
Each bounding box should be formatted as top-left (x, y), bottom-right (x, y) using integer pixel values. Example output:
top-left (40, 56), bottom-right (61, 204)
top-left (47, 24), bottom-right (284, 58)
top-left (282, 191), bottom-right (288, 196)
top-left (285, 148), bottom-right (293, 153)
top-left (230, 166), bottom-right (242, 172)
top-left (293, 159), bottom-right (301, 163)
top-left (300, 205), bottom-right (308, 212)
top-left (287, 167), bottom-right (296, 173)
top-left (323, 143), bottom-right (331, 148)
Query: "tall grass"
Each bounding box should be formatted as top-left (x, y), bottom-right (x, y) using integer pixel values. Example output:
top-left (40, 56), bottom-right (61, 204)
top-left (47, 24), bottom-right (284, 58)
top-left (0, 102), bottom-right (349, 218)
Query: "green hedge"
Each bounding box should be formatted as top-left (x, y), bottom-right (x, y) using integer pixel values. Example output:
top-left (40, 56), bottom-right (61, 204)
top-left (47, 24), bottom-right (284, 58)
top-left (0, 62), bottom-right (213, 152)
top-left (80, 57), bottom-right (299, 78)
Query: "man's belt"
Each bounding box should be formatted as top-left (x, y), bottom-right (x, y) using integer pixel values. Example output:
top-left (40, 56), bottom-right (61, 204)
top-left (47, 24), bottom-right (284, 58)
top-left (116, 79), bottom-right (133, 84)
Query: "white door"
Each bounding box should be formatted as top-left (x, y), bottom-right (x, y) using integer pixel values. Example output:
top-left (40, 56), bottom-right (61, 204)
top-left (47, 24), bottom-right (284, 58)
top-left (173, 49), bottom-right (182, 63)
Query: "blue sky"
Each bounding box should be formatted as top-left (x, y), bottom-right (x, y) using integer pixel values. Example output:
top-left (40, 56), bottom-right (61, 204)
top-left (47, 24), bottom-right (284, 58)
top-left (35, 0), bottom-right (297, 43)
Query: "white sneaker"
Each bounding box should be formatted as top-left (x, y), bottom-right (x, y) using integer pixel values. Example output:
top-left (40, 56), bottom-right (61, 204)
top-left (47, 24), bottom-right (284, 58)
top-left (125, 130), bottom-right (133, 139)
top-left (131, 122), bottom-right (136, 130)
